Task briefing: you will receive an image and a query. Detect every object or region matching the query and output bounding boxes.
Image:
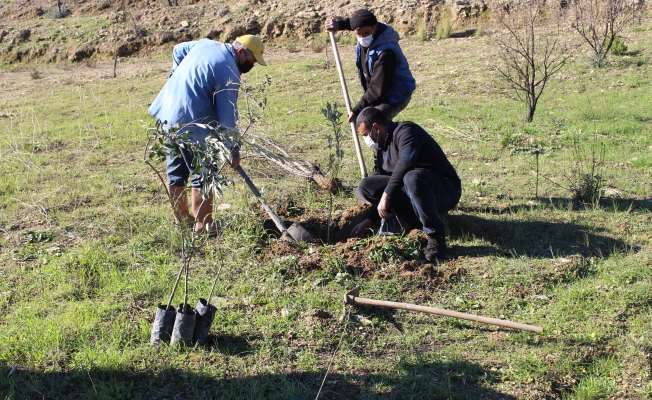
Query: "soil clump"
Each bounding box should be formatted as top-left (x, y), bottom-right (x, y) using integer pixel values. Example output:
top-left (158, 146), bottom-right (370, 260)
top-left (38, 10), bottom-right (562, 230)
top-left (267, 205), bottom-right (469, 284)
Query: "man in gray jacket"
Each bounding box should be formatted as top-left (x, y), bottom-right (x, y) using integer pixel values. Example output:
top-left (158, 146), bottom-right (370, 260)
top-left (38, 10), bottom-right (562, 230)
top-left (326, 9), bottom-right (416, 123)
top-left (350, 108), bottom-right (462, 262)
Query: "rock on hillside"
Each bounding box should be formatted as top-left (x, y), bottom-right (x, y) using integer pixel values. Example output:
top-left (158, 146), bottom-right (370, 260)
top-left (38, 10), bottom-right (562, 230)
top-left (0, 0), bottom-right (488, 63)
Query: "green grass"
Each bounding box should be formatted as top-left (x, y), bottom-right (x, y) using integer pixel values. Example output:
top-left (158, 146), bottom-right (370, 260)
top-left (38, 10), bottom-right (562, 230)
top-left (0, 20), bottom-right (651, 400)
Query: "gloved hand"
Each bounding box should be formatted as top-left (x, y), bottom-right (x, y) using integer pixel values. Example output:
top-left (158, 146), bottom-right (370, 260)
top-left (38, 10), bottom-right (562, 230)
top-left (350, 218), bottom-right (374, 238)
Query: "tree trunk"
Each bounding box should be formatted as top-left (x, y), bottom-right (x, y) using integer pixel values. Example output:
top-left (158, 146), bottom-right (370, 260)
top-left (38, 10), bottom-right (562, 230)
top-left (525, 102), bottom-right (536, 122)
top-left (525, 109), bottom-right (534, 123)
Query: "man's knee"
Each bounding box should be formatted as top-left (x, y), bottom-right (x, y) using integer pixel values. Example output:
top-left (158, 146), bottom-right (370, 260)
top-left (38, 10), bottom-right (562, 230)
top-left (403, 170), bottom-right (424, 193)
top-left (377, 96), bottom-right (411, 121)
top-left (355, 177), bottom-right (376, 204)
top-left (354, 186), bottom-right (371, 205)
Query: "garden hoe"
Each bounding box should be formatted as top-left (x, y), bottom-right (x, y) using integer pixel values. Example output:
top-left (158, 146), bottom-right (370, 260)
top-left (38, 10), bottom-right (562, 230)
top-left (344, 288), bottom-right (543, 333)
top-left (329, 31), bottom-right (367, 179)
top-left (237, 166), bottom-right (314, 243)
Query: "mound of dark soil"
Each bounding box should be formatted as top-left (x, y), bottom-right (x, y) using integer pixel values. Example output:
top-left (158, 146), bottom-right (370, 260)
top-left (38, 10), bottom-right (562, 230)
top-left (267, 207), bottom-right (469, 284)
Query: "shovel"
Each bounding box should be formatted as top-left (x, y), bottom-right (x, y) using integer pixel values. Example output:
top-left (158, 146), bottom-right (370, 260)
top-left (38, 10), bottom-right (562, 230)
top-left (328, 31), bottom-right (367, 179)
top-left (344, 288), bottom-right (543, 333)
top-left (237, 166), bottom-right (314, 243)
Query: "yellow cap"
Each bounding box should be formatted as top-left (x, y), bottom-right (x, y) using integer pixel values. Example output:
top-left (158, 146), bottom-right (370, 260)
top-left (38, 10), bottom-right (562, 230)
top-left (235, 35), bottom-right (267, 66)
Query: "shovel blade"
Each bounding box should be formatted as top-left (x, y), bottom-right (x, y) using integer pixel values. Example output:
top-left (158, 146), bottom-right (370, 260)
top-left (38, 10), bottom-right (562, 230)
top-left (286, 223), bottom-right (314, 243)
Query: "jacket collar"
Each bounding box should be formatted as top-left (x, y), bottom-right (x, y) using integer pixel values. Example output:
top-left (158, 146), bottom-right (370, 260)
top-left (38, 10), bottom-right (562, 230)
top-left (368, 23), bottom-right (399, 51)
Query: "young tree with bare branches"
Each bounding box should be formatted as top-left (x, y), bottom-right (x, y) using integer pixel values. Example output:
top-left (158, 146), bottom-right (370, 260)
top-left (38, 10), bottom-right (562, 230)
top-left (494, 0), bottom-right (577, 122)
top-left (571, 0), bottom-right (642, 67)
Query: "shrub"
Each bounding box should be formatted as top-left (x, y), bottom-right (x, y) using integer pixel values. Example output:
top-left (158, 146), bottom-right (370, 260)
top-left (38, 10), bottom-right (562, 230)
top-left (29, 70), bottom-right (41, 80)
top-left (418, 23), bottom-right (428, 42)
top-left (285, 43), bottom-right (299, 53)
top-left (47, 2), bottom-right (71, 19)
top-left (610, 36), bottom-right (628, 56)
top-left (436, 11), bottom-right (452, 40)
top-left (337, 33), bottom-right (357, 46)
top-left (572, 172), bottom-right (604, 205)
top-left (311, 41), bottom-right (325, 53)
top-left (568, 134), bottom-right (606, 206)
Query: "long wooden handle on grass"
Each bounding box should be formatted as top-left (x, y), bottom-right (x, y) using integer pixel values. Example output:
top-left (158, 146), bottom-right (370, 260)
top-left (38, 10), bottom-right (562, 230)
top-left (237, 166), bottom-right (294, 241)
top-left (329, 31), bottom-right (367, 179)
top-left (344, 288), bottom-right (543, 333)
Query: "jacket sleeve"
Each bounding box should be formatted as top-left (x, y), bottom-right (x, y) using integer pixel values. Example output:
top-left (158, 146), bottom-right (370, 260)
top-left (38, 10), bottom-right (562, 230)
top-left (352, 50), bottom-right (397, 115)
top-left (170, 41), bottom-right (198, 78)
top-left (384, 125), bottom-right (424, 196)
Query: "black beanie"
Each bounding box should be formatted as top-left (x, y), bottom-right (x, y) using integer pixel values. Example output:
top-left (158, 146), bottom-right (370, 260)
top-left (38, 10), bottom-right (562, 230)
top-left (350, 9), bottom-right (377, 30)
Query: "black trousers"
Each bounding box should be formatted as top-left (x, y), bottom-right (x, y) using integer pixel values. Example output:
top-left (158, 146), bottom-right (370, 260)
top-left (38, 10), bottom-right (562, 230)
top-left (355, 170), bottom-right (461, 236)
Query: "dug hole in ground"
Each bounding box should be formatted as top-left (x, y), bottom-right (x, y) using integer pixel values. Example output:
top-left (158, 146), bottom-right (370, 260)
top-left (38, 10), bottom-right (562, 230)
top-left (263, 202), bottom-right (469, 283)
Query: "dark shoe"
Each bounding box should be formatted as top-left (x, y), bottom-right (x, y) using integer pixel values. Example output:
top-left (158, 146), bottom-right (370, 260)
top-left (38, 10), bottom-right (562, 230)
top-left (425, 234), bottom-right (447, 262)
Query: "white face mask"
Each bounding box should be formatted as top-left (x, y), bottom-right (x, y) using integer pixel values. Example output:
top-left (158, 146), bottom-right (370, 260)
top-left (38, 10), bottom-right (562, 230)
top-left (363, 134), bottom-right (378, 150)
top-left (357, 34), bottom-right (374, 48)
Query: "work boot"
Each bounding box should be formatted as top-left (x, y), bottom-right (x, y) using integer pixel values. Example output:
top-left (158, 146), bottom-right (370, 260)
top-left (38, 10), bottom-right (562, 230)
top-left (425, 234), bottom-right (447, 262)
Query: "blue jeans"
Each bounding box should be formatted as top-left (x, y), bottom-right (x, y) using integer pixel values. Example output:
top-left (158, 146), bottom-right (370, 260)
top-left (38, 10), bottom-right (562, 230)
top-left (166, 127), bottom-right (214, 188)
top-left (355, 170), bottom-right (461, 236)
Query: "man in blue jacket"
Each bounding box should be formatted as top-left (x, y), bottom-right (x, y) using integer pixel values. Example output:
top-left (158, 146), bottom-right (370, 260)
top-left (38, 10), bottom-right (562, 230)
top-left (350, 107), bottom-right (462, 262)
top-left (149, 35), bottom-right (267, 234)
top-left (326, 9), bottom-right (416, 123)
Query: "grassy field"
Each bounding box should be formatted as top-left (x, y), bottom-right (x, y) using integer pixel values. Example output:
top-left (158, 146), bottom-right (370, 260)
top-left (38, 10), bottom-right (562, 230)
top-left (1, 21), bottom-right (651, 400)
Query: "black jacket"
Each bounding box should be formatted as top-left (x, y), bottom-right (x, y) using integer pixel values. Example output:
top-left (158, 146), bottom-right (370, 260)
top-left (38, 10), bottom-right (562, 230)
top-left (377, 121), bottom-right (460, 196)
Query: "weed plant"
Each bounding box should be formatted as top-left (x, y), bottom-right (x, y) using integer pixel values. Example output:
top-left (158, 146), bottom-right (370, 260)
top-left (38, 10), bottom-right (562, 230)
top-left (475, 10), bottom-right (491, 37)
top-left (418, 23), bottom-right (429, 41)
top-left (569, 134), bottom-right (606, 206)
top-left (436, 11), bottom-right (452, 40)
top-left (354, 236), bottom-right (422, 264)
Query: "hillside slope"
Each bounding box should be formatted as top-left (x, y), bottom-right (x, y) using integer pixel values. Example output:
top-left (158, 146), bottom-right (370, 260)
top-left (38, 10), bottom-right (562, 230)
top-left (0, 0), bottom-right (487, 63)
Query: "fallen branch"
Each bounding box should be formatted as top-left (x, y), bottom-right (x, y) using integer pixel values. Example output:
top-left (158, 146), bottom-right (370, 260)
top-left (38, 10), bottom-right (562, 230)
top-left (245, 135), bottom-right (343, 194)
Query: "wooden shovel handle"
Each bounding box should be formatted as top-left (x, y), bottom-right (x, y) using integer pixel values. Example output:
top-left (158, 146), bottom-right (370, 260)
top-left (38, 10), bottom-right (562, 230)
top-left (237, 166), bottom-right (292, 239)
top-left (345, 293), bottom-right (543, 333)
top-left (328, 31), bottom-right (367, 178)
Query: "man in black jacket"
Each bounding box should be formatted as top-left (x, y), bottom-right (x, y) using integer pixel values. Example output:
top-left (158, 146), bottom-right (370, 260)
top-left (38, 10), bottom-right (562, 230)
top-left (350, 107), bottom-right (462, 262)
top-left (326, 9), bottom-right (416, 123)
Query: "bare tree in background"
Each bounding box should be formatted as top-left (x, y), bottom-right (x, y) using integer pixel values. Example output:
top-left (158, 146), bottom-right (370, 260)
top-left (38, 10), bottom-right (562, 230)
top-left (494, 0), bottom-right (577, 122)
top-left (571, 0), bottom-right (642, 67)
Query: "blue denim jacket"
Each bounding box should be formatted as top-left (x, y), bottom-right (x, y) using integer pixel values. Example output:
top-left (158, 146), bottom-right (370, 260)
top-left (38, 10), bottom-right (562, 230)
top-left (149, 39), bottom-right (240, 143)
